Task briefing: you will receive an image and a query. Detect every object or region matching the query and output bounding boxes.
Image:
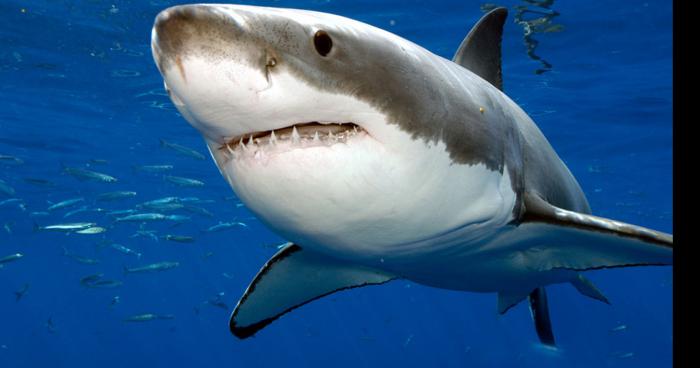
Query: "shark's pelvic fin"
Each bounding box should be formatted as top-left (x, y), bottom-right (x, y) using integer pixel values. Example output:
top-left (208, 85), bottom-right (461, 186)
top-left (516, 192), bottom-right (673, 271)
top-left (230, 243), bottom-right (396, 339)
top-left (497, 290), bottom-right (529, 315)
top-left (570, 274), bottom-right (610, 305)
top-left (452, 7), bottom-right (507, 91)
top-left (528, 287), bottom-right (555, 347)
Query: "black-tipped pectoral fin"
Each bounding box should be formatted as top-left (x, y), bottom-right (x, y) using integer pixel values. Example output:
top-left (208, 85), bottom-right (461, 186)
top-left (516, 193), bottom-right (672, 272)
top-left (230, 243), bottom-right (396, 339)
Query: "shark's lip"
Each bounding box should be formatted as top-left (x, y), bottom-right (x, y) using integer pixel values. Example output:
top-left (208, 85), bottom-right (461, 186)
top-left (219, 122), bottom-right (365, 152)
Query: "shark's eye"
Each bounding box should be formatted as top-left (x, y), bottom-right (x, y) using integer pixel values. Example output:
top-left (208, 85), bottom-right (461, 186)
top-left (313, 30), bottom-right (333, 57)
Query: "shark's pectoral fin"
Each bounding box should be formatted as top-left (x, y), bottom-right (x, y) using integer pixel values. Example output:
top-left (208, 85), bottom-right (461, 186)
top-left (452, 7), bottom-right (507, 90)
top-left (230, 243), bottom-right (396, 339)
top-left (528, 287), bottom-right (555, 347)
top-left (515, 193), bottom-right (673, 271)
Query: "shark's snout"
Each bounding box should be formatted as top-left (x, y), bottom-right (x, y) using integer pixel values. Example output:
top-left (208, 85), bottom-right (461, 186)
top-left (152, 5), bottom-right (244, 76)
top-left (151, 5), bottom-right (278, 142)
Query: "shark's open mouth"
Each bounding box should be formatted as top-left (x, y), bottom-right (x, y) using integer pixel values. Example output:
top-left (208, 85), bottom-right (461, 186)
top-left (219, 122), bottom-right (366, 153)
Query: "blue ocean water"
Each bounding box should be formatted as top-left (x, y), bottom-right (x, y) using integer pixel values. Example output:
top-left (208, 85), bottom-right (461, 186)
top-left (0, 0), bottom-right (672, 367)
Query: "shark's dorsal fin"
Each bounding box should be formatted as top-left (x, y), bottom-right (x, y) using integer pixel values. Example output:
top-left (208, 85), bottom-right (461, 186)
top-left (452, 7), bottom-right (508, 91)
top-left (230, 243), bottom-right (396, 339)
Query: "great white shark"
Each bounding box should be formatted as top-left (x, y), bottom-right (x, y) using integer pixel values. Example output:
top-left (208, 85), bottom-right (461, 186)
top-left (150, 4), bottom-right (673, 346)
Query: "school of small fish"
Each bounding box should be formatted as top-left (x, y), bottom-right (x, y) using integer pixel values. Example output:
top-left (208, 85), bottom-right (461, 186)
top-left (0, 142), bottom-right (261, 329)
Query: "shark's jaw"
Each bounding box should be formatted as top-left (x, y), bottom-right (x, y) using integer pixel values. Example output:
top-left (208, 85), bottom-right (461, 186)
top-left (218, 122), bottom-right (367, 158)
top-left (151, 4), bottom-right (518, 264)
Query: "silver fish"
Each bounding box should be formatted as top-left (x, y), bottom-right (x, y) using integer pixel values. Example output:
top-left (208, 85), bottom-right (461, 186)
top-left (0, 253), bottom-right (23, 264)
top-left (203, 221), bottom-right (247, 232)
top-left (163, 235), bottom-right (194, 243)
top-left (610, 324), bottom-right (627, 333)
top-left (0, 155), bottom-right (24, 165)
top-left (124, 261), bottom-right (179, 274)
top-left (139, 202), bottom-right (184, 212)
top-left (133, 164), bottom-right (174, 173)
top-left (75, 227), bottom-right (107, 235)
top-left (0, 198), bottom-right (21, 207)
top-left (0, 179), bottom-right (15, 196)
top-left (159, 139), bottom-right (205, 160)
top-left (63, 206), bottom-right (89, 218)
top-left (97, 191), bottom-right (137, 201)
top-left (130, 230), bottom-right (159, 242)
top-left (23, 178), bottom-right (54, 186)
top-left (138, 196), bottom-right (179, 207)
top-left (124, 313), bottom-right (175, 322)
top-left (163, 175), bottom-right (205, 187)
top-left (35, 222), bottom-right (96, 232)
top-left (14, 283), bottom-right (29, 301)
top-left (63, 166), bottom-right (117, 183)
top-left (183, 205), bottom-right (214, 218)
top-left (206, 292), bottom-right (228, 310)
top-left (165, 214), bottom-right (190, 222)
top-left (109, 243), bottom-right (142, 258)
top-left (85, 279), bottom-right (123, 289)
top-left (110, 296), bottom-right (121, 307)
top-left (47, 197), bottom-right (85, 211)
top-left (115, 213), bottom-right (168, 222)
top-left (106, 209), bottom-right (137, 217)
top-left (80, 273), bottom-right (104, 286)
top-left (62, 247), bottom-right (100, 265)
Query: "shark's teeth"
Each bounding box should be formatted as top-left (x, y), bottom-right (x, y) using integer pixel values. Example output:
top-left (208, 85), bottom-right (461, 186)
top-left (220, 122), bottom-right (365, 155)
top-left (291, 126), bottom-right (300, 144)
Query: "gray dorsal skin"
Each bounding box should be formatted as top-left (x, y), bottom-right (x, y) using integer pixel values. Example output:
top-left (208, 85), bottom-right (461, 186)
top-left (230, 243), bottom-right (396, 338)
top-left (452, 7), bottom-right (508, 90)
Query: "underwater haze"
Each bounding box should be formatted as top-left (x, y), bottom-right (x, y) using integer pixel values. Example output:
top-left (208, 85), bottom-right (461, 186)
top-left (0, 0), bottom-right (672, 367)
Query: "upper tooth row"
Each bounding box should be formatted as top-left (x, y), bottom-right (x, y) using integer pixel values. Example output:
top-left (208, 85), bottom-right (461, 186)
top-left (225, 125), bottom-right (360, 153)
